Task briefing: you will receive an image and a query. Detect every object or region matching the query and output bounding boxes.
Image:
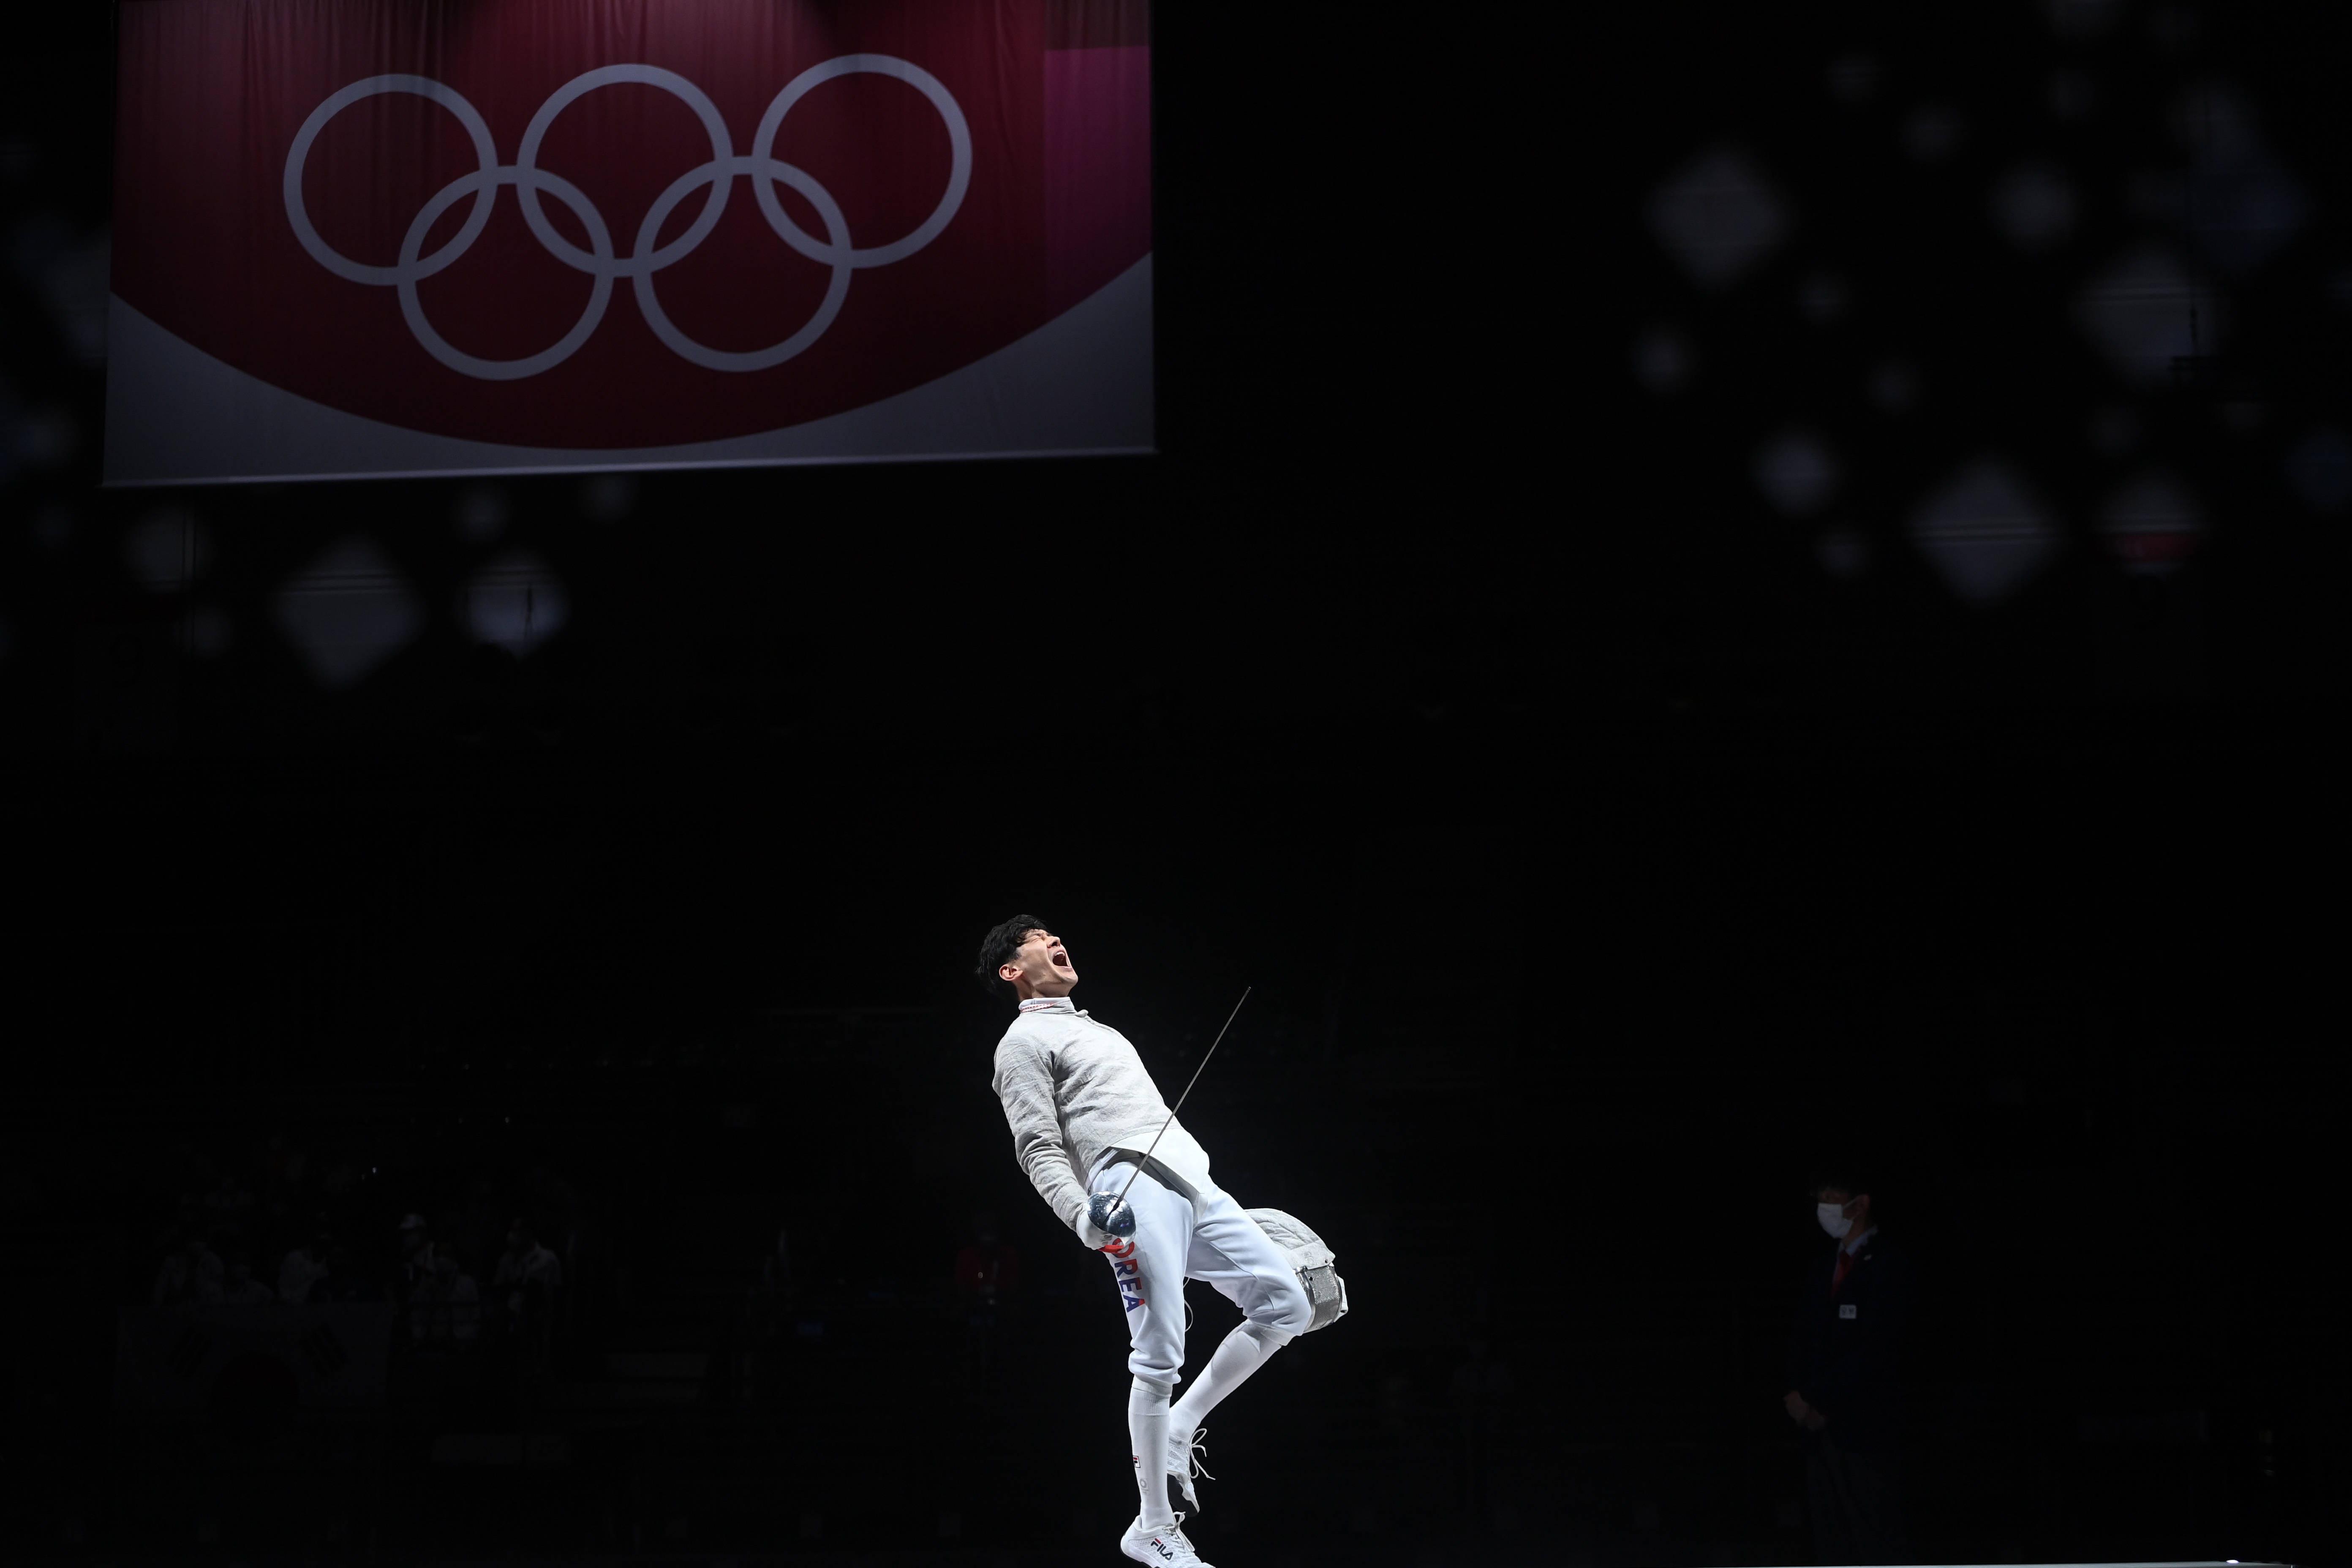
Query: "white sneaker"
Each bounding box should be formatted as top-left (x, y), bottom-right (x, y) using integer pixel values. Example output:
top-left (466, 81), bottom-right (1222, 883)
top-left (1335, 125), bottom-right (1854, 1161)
top-left (1166, 1424), bottom-right (1212, 1514)
top-left (1120, 1513), bottom-right (1214, 1566)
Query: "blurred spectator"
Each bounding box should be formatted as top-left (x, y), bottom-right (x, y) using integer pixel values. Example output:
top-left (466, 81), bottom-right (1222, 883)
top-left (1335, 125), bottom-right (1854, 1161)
top-left (318, 1157), bottom-right (360, 1204)
top-left (493, 1218), bottom-right (563, 1309)
top-left (519, 1162), bottom-right (580, 1242)
top-left (201, 1173), bottom-right (254, 1234)
top-left (151, 1229), bottom-right (223, 1307)
top-left (258, 1135), bottom-right (308, 1228)
top-left (397, 1213), bottom-right (438, 1300)
top-left (444, 1178), bottom-right (506, 1283)
top-left (1786, 1165), bottom-right (1911, 1565)
top-left (701, 1298), bottom-right (741, 1408)
top-left (762, 1223), bottom-right (792, 1295)
top-left (218, 1248), bottom-right (275, 1306)
top-left (277, 1231), bottom-right (331, 1306)
top-left (954, 1213), bottom-right (1021, 1397)
top-left (410, 1249), bottom-right (482, 1349)
top-left (310, 1244), bottom-right (384, 1304)
top-left (170, 1150), bottom-right (217, 1232)
top-left (260, 1135), bottom-right (306, 1192)
top-left (1377, 1360), bottom-right (1416, 1441)
top-left (953, 1212), bottom-right (1021, 1304)
top-left (493, 1218), bottom-right (562, 1371)
top-left (1449, 1335), bottom-right (1514, 1533)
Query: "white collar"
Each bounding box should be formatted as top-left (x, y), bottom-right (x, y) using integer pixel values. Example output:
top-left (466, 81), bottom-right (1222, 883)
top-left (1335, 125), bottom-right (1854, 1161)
top-left (1017, 995), bottom-right (1080, 1014)
top-left (1842, 1225), bottom-right (1878, 1257)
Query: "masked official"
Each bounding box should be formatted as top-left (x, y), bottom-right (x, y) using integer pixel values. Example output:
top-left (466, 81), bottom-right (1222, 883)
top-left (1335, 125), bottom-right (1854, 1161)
top-left (1785, 1166), bottom-right (1911, 1565)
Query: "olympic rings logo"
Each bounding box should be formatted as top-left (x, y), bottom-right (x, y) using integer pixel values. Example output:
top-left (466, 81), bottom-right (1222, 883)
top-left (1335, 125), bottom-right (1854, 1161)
top-left (283, 57), bottom-right (971, 381)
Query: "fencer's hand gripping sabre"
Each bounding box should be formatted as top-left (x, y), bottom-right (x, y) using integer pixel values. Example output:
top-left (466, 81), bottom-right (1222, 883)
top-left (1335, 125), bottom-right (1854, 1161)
top-left (1085, 987), bottom-right (1251, 1241)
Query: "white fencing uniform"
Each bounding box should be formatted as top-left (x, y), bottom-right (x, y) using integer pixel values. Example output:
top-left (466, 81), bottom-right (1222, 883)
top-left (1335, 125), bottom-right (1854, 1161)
top-left (991, 996), bottom-right (1310, 1378)
top-left (1091, 1152), bottom-right (1309, 1384)
top-left (995, 991), bottom-right (1308, 1549)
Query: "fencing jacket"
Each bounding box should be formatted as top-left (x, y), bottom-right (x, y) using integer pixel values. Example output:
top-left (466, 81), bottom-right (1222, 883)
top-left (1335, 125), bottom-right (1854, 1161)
top-left (991, 994), bottom-right (1213, 1244)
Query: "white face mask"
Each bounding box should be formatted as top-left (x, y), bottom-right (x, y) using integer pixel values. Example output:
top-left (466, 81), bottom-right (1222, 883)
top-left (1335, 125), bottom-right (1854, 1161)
top-left (1816, 1202), bottom-right (1854, 1240)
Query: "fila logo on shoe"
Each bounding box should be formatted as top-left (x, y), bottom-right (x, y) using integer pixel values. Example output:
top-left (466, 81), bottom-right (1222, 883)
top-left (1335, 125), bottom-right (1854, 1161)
top-left (1143, 1533), bottom-right (1177, 1562)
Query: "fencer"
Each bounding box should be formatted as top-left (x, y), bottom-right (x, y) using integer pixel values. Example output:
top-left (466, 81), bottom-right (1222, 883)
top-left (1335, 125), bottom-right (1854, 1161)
top-left (981, 916), bottom-right (1312, 1568)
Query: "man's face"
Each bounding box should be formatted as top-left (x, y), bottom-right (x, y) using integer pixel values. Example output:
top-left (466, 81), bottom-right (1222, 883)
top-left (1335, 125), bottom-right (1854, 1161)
top-left (1818, 1188), bottom-right (1867, 1223)
top-left (1000, 928), bottom-right (1078, 996)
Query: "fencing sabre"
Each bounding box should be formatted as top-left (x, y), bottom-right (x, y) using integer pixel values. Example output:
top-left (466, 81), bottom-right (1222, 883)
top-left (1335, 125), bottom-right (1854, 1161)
top-left (1088, 985), bottom-right (1250, 1237)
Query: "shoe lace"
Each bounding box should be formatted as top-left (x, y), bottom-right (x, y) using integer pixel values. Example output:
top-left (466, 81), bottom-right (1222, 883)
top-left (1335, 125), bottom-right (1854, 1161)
top-left (1182, 1427), bottom-right (1214, 1481)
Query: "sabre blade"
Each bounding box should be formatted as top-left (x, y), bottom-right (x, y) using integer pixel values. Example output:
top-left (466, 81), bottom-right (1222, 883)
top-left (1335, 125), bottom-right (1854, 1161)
top-left (1112, 986), bottom-right (1251, 1211)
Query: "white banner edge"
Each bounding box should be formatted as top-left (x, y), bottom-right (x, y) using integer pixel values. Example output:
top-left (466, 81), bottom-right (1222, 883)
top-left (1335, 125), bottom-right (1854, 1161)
top-left (101, 254), bottom-right (1156, 487)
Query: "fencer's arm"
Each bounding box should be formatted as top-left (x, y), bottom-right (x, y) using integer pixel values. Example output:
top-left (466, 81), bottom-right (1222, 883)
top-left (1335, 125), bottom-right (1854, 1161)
top-left (991, 1037), bottom-right (1098, 1247)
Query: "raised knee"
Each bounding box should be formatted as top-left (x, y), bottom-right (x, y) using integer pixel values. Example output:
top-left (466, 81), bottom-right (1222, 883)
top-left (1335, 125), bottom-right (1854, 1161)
top-left (1252, 1271), bottom-right (1312, 1339)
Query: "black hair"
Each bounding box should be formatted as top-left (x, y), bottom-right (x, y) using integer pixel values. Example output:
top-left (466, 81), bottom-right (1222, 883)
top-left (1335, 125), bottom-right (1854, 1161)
top-left (1807, 1161), bottom-right (1884, 1219)
top-left (975, 914), bottom-right (1048, 996)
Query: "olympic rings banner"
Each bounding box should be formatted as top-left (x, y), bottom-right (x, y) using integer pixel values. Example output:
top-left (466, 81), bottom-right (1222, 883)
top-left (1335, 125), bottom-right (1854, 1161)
top-left (104, 0), bottom-right (1154, 484)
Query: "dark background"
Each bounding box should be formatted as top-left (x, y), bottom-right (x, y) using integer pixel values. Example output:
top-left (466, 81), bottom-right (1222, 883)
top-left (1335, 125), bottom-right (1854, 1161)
top-left (0, 2), bottom-right (2344, 1565)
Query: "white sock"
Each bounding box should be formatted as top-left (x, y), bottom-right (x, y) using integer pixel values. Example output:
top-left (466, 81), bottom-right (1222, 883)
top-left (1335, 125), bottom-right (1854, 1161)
top-left (1168, 1320), bottom-right (1286, 1449)
top-left (1129, 1376), bottom-right (1174, 1527)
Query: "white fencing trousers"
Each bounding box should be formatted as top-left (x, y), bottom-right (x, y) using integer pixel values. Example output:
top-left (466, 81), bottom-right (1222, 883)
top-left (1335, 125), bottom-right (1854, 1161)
top-left (1094, 1155), bottom-right (1310, 1386)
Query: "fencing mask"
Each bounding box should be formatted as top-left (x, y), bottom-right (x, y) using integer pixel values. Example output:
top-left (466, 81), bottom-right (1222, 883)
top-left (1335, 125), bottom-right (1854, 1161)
top-left (1246, 1207), bottom-right (1349, 1333)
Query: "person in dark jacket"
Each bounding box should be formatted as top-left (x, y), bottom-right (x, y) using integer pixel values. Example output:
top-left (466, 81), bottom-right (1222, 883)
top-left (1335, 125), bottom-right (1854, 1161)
top-left (1786, 1165), bottom-right (1910, 1564)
